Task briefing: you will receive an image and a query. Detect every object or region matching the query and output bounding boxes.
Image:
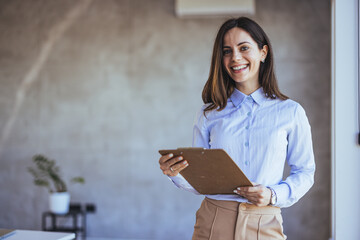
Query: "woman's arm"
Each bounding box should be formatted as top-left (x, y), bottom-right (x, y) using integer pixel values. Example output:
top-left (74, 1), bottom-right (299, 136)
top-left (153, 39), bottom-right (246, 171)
top-left (270, 104), bottom-right (316, 207)
top-left (234, 104), bottom-right (316, 207)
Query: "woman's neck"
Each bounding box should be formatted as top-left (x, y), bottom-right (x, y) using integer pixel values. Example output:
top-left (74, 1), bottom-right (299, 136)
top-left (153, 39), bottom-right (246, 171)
top-left (235, 82), bottom-right (261, 95)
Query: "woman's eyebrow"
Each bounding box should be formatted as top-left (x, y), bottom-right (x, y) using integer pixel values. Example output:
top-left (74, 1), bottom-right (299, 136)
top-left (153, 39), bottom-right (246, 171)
top-left (223, 41), bottom-right (251, 48)
top-left (237, 41), bottom-right (251, 46)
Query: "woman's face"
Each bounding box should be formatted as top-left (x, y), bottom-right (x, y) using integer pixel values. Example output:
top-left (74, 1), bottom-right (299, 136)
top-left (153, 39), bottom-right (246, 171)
top-left (222, 27), bottom-right (268, 90)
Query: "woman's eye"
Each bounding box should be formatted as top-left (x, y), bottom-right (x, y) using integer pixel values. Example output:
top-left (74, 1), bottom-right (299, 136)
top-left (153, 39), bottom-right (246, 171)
top-left (223, 49), bottom-right (231, 55)
top-left (240, 46), bottom-right (249, 51)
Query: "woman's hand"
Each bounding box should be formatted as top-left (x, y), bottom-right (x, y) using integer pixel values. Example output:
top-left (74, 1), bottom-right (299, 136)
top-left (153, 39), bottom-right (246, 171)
top-left (233, 183), bottom-right (271, 207)
top-left (159, 153), bottom-right (189, 177)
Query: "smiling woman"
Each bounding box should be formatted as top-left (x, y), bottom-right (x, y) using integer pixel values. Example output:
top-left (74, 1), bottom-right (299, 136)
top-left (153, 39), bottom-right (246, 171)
top-left (159, 16), bottom-right (315, 240)
top-left (202, 17), bottom-right (288, 114)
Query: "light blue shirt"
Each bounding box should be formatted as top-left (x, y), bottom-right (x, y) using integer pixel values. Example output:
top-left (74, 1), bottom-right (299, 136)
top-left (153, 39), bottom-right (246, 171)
top-left (170, 87), bottom-right (315, 208)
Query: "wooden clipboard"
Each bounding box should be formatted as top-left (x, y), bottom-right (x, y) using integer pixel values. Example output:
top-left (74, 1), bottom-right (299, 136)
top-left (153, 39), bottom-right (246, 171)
top-left (159, 148), bottom-right (253, 194)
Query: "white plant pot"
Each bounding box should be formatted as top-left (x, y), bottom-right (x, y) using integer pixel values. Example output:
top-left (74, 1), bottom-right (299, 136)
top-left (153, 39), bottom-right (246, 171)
top-left (49, 192), bottom-right (70, 214)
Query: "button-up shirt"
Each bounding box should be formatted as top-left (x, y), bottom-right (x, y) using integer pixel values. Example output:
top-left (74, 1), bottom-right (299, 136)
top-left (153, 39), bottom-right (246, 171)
top-left (170, 87), bottom-right (315, 208)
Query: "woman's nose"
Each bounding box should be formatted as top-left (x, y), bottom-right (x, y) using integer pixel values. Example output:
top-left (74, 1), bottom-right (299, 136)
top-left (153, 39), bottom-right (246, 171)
top-left (232, 50), bottom-right (242, 61)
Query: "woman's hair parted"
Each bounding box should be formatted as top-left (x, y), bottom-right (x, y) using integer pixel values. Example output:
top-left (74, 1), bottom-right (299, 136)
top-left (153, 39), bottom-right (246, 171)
top-left (202, 17), bottom-right (288, 113)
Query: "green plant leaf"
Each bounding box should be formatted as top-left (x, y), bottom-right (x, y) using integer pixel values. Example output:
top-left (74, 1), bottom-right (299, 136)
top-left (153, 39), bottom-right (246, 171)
top-left (71, 177), bottom-right (85, 184)
top-left (29, 154), bottom-right (84, 193)
top-left (34, 179), bottom-right (50, 187)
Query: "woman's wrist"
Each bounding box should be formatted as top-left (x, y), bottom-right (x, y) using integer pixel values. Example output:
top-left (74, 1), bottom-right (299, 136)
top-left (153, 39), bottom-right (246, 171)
top-left (267, 187), bottom-right (277, 206)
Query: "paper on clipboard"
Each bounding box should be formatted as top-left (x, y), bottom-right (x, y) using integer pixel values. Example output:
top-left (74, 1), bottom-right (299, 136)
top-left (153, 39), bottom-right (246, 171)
top-left (159, 148), bottom-right (253, 194)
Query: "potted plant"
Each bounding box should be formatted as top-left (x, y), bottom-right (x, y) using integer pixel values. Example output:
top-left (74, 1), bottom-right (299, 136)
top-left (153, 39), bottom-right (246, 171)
top-left (28, 154), bottom-right (85, 214)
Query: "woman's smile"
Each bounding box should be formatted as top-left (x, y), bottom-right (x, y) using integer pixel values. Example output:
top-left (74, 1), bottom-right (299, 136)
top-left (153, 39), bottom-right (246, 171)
top-left (231, 64), bottom-right (249, 72)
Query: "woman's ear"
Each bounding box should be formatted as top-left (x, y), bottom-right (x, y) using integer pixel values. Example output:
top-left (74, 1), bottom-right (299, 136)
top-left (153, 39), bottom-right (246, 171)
top-left (261, 45), bottom-right (269, 61)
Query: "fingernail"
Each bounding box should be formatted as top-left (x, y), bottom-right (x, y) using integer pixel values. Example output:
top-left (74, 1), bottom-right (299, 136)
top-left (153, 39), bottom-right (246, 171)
top-left (237, 187), bottom-right (241, 190)
top-left (233, 190), bottom-right (237, 193)
top-left (178, 156), bottom-right (183, 160)
top-left (169, 153), bottom-right (173, 157)
top-left (183, 161), bottom-right (188, 165)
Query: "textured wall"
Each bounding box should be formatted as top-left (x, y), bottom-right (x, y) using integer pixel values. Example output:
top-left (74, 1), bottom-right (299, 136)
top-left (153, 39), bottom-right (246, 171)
top-left (0, 0), bottom-right (330, 239)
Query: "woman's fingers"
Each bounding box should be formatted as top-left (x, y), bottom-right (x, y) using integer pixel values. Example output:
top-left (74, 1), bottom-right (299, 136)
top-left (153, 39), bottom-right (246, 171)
top-left (233, 184), bottom-right (271, 206)
top-left (159, 155), bottom-right (184, 170)
top-left (159, 153), bottom-right (189, 176)
top-left (159, 153), bottom-right (174, 164)
top-left (238, 186), bottom-right (263, 196)
top-left (246, 197), bottom-right (266, 206)
top-left (166, 156), bottom-right (185, 169)
top-left (166, 160), bottom-right (189, 176)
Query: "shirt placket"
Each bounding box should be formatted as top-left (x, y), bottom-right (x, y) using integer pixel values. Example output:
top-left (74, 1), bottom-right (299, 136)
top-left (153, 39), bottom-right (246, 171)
top-left (243, 96), bottom-right (255, 168)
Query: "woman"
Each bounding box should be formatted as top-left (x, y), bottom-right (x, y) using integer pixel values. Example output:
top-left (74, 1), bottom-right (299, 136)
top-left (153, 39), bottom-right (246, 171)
top-left (159, 17), bottom-right (315, 240)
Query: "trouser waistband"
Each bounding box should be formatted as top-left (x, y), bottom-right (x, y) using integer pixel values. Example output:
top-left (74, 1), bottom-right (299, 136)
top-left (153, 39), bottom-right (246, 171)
top-left (205, 197), bottom-right (281, 215)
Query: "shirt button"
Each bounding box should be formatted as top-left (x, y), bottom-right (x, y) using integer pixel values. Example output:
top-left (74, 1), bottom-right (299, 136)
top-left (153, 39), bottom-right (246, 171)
top-left (240, 204), bottom-right (247, 211)
top-left (245, 126), bottom-right (249, 130)
top-left (247, 96), bottom-right (252, 100)
top-left (247, 112), bottom-right (251, 117)
top-left (245, 160), bottom-right (249, 166)
top-left (245, 142), bottom-right (249, 147)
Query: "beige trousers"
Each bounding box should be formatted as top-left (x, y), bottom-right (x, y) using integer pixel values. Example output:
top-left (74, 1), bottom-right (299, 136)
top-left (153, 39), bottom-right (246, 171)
top-left (192, 197), bottom-right (287, 240)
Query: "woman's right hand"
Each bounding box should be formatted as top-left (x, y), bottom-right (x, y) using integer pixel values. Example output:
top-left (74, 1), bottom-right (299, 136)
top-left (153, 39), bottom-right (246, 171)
top-left (159, 153), bottom-right (189, 177)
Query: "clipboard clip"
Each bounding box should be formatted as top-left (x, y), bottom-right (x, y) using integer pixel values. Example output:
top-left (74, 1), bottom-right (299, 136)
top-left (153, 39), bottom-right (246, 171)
top-left (177, 147), bottom-right (206, 155)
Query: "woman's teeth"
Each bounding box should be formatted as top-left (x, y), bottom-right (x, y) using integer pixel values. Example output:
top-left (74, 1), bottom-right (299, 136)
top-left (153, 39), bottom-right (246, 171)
top-left (232, 65), bottom-right (247, 70)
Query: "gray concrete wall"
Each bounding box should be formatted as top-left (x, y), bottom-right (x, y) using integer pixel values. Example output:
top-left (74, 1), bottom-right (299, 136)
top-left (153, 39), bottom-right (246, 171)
top-left (0, 0), bottom-right (330, 239)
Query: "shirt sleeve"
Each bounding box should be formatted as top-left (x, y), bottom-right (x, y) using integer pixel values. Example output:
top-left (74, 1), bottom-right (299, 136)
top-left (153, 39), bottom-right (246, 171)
top-left (168, 106), bottom-right (210, 194)
top-left (270, 104), bottom-right (316, 208)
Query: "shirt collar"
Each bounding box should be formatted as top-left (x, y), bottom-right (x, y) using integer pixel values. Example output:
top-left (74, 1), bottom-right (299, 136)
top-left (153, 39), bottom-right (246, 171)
top-left (251, 87), bottom-right (268, 105)
top-left (230, 87), bottom-right (267, 107)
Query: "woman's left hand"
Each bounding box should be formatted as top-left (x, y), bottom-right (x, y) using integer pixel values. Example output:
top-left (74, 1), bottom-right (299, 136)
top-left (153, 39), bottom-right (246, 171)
top-left (233, 183), bottom-right (271, 207)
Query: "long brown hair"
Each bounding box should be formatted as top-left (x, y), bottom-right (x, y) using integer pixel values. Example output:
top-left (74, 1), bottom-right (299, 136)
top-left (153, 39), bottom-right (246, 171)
top-left (202, 17), bottom-right (288, 113)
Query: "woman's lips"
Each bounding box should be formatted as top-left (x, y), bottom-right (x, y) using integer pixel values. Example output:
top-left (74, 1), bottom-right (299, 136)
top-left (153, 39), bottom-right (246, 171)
top-left (231, 64), bottom-right (248, 72)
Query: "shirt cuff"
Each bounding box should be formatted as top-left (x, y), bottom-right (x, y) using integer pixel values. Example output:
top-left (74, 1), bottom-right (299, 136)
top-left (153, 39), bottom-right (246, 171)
top-left (270, 183), bottom-right (290, 207)
top-left (168, 174), bottom-right (199, 194)
top-left (168, 174), bottom-right (186, 187)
